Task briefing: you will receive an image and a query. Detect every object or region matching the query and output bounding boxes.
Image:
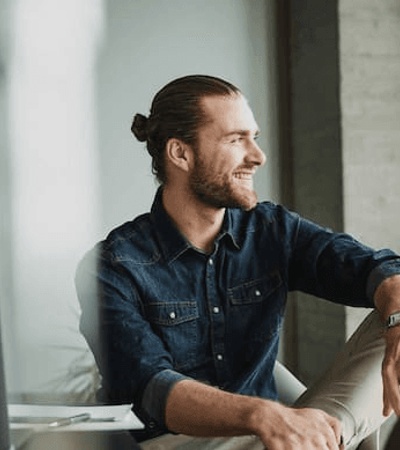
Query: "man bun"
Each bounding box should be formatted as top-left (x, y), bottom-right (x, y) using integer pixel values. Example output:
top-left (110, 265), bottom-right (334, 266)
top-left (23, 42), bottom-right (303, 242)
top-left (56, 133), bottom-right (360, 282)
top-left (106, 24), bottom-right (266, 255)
top-left (130, 75), bottom-right (241, 184)
top-left (131, 113), bottom-right (149, 142)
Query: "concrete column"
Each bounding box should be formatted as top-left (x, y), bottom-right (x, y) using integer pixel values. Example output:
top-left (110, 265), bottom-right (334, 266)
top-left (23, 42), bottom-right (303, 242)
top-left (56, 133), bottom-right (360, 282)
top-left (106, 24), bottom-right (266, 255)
top-left (281, 0), bottom-right (400, 384)
top-left (340, 2), bottom-right (400, 253)
top-left (340, 0), bottom-right (400, 338)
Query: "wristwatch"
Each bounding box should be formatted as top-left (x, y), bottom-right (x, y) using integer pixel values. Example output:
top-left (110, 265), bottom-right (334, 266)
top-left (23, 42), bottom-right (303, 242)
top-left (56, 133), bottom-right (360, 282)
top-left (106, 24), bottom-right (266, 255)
top-left (386, 311), bottom-right (400, 329)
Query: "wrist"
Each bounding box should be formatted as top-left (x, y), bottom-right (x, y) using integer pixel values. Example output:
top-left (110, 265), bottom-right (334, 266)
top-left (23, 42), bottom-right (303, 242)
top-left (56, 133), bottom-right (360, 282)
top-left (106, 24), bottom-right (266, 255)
top-left (374, 274), bottom-right (400, 321)
top-left (247, 398), bottom-right (286, 438)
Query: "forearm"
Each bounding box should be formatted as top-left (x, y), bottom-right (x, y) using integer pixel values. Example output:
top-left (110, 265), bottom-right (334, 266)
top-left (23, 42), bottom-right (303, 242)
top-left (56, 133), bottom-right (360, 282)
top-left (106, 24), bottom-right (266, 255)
top-left (164, 379), bottom-right (343, 450)
top-left (165, 379), bottom-right (265, 437)
top-left (373, 274), bottom-right (400, 319)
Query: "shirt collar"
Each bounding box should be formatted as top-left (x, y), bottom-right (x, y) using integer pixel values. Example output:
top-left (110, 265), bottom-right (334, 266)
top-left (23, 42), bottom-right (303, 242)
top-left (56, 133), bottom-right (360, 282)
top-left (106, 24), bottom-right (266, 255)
top-left (150, 188), bottom-right (241, 263)
top-left (218, 209), bottom-right (241, 250)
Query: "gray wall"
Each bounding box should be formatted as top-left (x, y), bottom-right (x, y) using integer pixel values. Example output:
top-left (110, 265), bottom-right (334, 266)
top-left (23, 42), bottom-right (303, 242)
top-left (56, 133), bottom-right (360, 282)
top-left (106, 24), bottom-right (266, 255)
top-left (283, 0), bottom-right (400, 385)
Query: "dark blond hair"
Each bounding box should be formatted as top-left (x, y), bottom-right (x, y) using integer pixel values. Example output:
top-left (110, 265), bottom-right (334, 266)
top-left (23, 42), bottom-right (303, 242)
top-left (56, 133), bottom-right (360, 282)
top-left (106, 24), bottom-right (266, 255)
top-left (131, 75), bottom-right (241, 184)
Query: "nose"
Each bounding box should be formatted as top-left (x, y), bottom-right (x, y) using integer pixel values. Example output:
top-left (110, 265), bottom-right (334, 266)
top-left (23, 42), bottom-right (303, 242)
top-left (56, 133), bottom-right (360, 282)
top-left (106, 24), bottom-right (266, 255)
top-left (246, 140), bottom-right (267, 167)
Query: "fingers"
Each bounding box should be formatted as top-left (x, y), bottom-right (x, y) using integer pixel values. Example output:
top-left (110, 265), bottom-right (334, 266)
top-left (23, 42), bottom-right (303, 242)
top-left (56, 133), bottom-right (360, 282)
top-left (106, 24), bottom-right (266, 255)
top-left (325, 413), bottom-right (343, 450)
top-left (257, 403), bottom-right (343, 450)
top-left (305, 410), bottom-right (342, 449)
top-left (309, 410), bottom-right (342, 450)
top-left (327, 413), bottom-right (342, 443)
top-left (382, 357), bottom-right (400, 416)
top-left (261, 407), bottom-right (343, 450)
top-left (382, 328), bottom-right (400, 416)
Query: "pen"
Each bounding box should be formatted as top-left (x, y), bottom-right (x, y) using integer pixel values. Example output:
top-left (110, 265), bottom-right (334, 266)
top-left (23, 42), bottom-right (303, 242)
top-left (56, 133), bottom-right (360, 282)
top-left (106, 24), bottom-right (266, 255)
top-left (48, 412), bottom-right (91, 428)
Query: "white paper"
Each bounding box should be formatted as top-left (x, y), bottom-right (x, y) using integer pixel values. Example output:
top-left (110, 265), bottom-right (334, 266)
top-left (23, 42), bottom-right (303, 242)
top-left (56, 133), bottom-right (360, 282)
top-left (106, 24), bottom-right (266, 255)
top-left (8, 403), bottom-right (144, 430)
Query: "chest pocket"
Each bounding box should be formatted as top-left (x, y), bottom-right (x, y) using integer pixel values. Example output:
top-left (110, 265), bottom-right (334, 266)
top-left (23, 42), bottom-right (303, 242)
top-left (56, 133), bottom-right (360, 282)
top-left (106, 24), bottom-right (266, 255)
top-left (145, 301), bottom-right (199, 371)
top-left (227, 270), bottom-right (283, 305)
top-left (226, 271), bottom-right (285, 363)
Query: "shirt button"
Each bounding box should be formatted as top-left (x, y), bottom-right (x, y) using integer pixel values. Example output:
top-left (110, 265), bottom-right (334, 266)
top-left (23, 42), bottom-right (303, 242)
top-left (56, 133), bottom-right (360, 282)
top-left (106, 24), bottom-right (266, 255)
top-left (255, 289), bottom-right (261, 297)
top-left (212, 306), bottom-right (220, 314)
top-left (216, 354), bottom-right (223, 361)
top-left (208, 259), bottom-right (214, 266)
top-left (169, 312), bottom-right (176, 320)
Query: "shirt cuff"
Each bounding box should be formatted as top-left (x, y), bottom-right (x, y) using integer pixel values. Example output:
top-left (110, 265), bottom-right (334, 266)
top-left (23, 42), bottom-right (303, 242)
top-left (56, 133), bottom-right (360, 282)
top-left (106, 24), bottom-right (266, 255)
top-left (141, 369), bottom-right (192, 428)
top-left (366, 260), bottom-right (400, 303)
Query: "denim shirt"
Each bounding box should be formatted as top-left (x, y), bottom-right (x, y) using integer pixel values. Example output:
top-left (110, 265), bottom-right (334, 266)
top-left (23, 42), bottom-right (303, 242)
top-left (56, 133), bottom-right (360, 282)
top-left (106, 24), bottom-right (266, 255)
top-left (76, 189), bottom-right (400, 436)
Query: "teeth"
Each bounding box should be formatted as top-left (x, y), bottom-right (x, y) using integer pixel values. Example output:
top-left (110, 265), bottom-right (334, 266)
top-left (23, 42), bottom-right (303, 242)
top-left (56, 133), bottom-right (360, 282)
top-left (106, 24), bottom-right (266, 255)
top-left (234, 173), bottom-right (253, 179)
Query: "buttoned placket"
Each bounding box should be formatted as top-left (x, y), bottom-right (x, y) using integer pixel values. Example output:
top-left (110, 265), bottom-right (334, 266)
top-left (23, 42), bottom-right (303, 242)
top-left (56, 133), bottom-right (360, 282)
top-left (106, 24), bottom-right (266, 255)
top-left (205, 245), bottom-right (229, 385)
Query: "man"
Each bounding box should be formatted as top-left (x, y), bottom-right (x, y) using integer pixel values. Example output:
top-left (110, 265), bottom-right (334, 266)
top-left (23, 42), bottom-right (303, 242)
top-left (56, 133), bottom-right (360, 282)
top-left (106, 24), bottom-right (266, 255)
top-left (76, 75), bottom-right (400, 449)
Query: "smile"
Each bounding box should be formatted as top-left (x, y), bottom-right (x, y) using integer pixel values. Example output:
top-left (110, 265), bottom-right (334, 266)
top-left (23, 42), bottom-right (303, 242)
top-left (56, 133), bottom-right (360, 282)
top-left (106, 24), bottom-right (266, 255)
top-left (233, 171), bottom-right (255, 180)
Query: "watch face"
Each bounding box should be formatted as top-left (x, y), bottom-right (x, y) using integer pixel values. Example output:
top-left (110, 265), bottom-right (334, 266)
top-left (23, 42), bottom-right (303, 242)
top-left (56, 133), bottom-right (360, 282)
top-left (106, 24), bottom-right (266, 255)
top-left (387, 312), bottom-right (400, 328)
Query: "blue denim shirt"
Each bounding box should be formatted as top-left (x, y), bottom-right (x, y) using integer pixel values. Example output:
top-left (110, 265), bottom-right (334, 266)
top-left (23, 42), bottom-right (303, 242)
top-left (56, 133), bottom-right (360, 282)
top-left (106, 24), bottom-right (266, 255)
top-left (76, 189), bottom-right (400, 436)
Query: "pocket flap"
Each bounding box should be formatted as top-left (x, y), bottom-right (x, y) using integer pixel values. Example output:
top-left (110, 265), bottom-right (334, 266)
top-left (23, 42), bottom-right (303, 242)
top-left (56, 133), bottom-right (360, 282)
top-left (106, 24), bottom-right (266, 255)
top-left (146, 301), bottom-right (199, 326)
top-left (228, 271), bottom-right (282, 305)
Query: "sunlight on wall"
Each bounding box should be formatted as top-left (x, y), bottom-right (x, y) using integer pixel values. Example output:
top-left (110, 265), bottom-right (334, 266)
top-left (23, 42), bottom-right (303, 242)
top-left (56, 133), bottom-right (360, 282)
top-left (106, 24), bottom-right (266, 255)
top-left (7, 0), bottom-right (104, 394)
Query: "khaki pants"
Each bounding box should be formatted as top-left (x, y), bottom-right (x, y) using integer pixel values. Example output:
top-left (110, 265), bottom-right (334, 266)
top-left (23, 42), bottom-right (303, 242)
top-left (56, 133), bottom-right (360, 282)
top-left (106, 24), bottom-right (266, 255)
top-left (142, 310), bottom-right (389, 450)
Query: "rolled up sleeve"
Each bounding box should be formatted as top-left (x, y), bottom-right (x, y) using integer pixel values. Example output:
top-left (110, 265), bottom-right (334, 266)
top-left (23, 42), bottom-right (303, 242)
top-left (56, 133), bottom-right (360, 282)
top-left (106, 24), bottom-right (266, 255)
top-left (141, 369), bottom-right (192, 428)
top-left (366, 256), bottom-right (400, 301)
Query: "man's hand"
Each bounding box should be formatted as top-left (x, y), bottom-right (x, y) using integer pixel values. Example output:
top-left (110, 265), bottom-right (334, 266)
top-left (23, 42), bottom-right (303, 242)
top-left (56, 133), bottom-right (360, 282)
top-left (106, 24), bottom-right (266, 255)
top-left (254, 403), bottom-right (343, 450)
top-left (382, 325), bottom-right (400, 416)
top-left (374, 274), bottom-right (400, 417)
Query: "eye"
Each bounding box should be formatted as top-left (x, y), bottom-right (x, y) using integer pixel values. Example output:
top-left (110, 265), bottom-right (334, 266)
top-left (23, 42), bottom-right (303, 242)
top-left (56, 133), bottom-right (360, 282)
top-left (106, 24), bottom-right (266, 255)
top-left (230, 136), bottom-right (244, 144)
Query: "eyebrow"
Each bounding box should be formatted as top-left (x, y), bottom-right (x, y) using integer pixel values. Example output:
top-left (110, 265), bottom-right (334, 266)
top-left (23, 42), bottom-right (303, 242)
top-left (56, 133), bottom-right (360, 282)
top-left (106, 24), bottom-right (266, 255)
top-left (222, 129), bottom-right (260, 138)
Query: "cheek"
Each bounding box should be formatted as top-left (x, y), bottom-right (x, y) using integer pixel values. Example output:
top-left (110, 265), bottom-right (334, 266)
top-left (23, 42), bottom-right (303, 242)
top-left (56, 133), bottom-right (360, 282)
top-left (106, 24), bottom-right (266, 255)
top-left (213, 151), bottom-right (240, 171)
top-left (195, 145), bottom-right (240, 176)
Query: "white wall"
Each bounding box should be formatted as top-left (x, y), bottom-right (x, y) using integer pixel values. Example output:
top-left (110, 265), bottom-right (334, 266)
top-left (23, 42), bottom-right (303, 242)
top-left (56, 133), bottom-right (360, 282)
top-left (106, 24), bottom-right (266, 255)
top-left (4, 0), bottom-right (104, 396)
top-left (97, 0), bottom-right (280, 234)
top-left (1, 0), bottom-right (280, 398)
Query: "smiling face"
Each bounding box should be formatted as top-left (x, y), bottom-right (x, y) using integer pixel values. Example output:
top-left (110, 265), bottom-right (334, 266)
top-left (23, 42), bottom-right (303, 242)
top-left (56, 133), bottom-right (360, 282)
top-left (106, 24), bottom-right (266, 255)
top-left (188, 94), bottom-right (266, 211)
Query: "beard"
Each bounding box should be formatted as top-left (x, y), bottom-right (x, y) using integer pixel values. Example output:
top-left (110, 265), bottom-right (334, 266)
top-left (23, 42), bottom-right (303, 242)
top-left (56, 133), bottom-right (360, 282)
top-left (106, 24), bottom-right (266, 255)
top-left (189, 156), bottom-right (258, 211)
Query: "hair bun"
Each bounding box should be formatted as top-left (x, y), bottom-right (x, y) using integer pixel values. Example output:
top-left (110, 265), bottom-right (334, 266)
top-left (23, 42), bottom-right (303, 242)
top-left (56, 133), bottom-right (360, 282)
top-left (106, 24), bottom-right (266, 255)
top-left (131, 113), bottom-right (149, 142)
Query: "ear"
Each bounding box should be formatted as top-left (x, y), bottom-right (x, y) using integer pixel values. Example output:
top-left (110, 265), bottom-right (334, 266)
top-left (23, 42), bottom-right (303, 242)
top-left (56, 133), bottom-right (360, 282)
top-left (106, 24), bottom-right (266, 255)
top-left (165, 138), bottom-right (193, 172)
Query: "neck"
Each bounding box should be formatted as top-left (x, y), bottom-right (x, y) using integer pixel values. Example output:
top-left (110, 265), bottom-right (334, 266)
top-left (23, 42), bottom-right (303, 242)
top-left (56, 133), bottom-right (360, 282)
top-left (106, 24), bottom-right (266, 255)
top-left (162, 184), bottom-right (225, 253)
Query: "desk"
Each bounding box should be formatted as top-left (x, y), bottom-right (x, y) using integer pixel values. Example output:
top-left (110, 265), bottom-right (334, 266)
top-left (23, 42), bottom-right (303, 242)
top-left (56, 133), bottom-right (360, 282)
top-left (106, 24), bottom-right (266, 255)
top-left (11, 428), bottom-right (140, 450)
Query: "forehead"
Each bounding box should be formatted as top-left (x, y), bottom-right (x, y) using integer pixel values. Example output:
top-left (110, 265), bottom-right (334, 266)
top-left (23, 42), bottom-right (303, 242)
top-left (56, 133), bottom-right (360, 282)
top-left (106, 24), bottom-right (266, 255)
top-left (199, 94), bottom-right (258, 134)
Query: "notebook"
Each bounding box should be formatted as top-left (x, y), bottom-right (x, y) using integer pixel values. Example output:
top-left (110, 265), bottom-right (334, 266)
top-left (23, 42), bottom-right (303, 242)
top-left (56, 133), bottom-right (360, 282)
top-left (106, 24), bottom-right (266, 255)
top-left (0, 309), bottom-right (31, 450)
top-left (0, 309), bottom-right (10, 449)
